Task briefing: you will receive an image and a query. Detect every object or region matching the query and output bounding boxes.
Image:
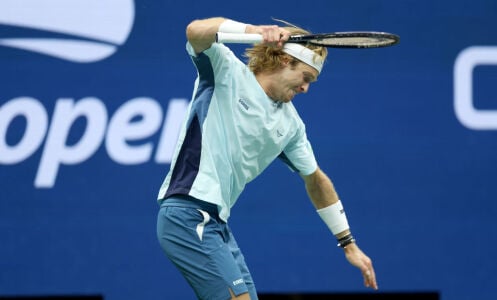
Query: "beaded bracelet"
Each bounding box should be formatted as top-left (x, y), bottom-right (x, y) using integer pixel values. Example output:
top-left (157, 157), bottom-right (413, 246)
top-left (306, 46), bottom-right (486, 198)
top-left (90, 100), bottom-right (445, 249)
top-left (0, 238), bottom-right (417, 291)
top-left (337, 234), bottom-right (356, 248)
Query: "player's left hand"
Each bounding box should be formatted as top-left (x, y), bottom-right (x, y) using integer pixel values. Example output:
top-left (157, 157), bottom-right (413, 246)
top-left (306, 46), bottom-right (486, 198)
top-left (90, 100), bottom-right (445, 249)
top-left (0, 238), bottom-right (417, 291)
top-left (343, 243), bottom-right (378, 290)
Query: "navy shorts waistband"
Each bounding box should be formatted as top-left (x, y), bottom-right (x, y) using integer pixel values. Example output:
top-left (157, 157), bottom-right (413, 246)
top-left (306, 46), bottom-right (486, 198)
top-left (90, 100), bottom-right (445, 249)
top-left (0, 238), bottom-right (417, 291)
top-left (160, 194), bottom-right (220, 217)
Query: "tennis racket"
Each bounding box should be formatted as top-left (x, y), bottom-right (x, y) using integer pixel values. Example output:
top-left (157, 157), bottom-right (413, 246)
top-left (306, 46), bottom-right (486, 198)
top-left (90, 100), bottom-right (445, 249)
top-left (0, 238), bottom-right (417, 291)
top-left (216, 31), bottom-right (400, 48)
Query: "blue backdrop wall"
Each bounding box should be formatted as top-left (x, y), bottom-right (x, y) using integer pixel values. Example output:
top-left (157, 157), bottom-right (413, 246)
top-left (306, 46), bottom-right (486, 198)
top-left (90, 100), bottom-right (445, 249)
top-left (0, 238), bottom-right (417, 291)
top-left (1, 1), bottom-right (496, 299)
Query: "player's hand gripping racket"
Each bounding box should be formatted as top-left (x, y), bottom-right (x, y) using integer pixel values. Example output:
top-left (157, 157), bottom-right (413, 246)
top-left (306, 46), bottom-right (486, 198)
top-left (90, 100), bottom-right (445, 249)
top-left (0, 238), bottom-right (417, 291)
top-left (216, 31), bottom-right (400, 48)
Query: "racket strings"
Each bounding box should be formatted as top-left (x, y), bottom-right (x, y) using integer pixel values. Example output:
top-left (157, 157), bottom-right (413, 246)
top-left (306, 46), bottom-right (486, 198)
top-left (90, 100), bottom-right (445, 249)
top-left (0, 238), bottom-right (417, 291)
top-left (319, 37), bottom-right (396, 47)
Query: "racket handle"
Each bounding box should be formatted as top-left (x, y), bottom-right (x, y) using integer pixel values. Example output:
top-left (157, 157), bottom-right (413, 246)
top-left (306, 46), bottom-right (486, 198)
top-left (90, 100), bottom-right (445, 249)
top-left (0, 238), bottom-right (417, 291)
top-left (216, 32), bottom-right (263, 44)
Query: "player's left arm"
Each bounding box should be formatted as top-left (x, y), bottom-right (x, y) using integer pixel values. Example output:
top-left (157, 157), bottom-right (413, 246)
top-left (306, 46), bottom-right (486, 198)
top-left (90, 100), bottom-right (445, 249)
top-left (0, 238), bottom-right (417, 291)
top-left (301, 167), bottom-right (378, 290)
top-left (301, 166), bottom-right (339, 209)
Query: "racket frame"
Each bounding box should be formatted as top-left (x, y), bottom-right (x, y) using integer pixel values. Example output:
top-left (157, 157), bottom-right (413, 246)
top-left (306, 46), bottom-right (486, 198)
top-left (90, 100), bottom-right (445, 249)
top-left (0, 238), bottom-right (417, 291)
top-left (216, 31), bottom-right (400, 48)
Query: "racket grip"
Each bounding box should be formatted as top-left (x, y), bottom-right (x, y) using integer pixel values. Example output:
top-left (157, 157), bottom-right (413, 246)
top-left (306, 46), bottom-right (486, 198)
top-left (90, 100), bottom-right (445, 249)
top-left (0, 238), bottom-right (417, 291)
top-left (216, 32), bottom-right (263, 44)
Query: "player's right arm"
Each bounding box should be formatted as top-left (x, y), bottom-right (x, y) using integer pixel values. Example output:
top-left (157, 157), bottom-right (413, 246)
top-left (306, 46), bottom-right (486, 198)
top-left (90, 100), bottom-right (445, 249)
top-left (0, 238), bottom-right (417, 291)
top-left (186, 17), bottom-right (226, 54)
top-left (186, 17), bottom-right (291, 54)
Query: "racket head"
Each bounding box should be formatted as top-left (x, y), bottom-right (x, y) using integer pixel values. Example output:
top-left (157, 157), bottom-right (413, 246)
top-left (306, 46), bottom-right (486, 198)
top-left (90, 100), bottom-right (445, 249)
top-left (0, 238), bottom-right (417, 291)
top-left (290, 31), bottom-right (400, 48)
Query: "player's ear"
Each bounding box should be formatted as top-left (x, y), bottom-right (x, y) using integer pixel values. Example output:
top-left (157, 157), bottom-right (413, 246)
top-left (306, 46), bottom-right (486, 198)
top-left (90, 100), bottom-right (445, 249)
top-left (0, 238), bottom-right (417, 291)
top-left (280, 54), bottom-right (291, 66)
top-left (281, 53), bottom-right (292, 65)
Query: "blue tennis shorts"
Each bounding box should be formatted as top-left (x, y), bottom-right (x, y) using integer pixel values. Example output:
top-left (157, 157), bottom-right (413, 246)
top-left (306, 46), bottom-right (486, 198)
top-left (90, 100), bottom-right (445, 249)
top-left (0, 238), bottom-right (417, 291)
top-left (157, 195), bottom-right (257, 300)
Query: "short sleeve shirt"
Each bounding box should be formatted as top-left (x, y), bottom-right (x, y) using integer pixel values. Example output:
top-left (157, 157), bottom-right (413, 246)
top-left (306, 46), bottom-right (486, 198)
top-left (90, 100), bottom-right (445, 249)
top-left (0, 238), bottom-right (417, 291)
top-left (158, 42), bottom-right (317, 222)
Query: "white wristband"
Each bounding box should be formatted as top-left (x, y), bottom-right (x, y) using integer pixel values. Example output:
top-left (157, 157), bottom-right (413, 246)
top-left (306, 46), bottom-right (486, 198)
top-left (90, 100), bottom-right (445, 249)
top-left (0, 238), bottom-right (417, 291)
top-left (317, 200), bottom-right (350, 235)
top-left (218, 19), bottom-right (247, 34)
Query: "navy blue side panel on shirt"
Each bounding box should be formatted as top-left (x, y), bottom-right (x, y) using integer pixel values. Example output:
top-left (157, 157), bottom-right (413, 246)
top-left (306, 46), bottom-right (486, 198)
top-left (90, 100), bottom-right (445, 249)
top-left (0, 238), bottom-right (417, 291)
top-left (278, 152), bottom-right (300, 173)
top-left (163, 52), bottom-right (215, 199)
top-left (190, 52), bottom-right (215, 125)
top-left (164, 115), bottom-right (202, 198)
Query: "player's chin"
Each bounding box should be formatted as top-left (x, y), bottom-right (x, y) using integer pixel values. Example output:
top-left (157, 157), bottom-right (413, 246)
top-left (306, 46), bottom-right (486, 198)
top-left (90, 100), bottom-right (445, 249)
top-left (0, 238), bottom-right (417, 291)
top-left (274, 91), bottom-right (295, 103)
top-left (284, 91), bottom-right (296, 102)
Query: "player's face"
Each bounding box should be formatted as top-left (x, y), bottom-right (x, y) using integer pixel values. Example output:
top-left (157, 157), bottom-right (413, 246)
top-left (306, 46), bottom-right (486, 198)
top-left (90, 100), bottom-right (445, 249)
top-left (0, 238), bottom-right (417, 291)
top-left (272, 62), bottom-right (318, 102)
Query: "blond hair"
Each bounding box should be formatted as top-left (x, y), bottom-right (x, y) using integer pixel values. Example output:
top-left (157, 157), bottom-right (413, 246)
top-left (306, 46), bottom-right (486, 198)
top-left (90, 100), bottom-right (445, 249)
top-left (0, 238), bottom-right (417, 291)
top-left (244, 20), bottom-right (327, 75)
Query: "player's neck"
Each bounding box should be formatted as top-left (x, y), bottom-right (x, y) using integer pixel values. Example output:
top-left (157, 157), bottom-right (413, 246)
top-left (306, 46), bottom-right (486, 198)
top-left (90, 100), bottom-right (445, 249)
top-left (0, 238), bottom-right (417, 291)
top-left (255, 72), bottom-right (278, 99)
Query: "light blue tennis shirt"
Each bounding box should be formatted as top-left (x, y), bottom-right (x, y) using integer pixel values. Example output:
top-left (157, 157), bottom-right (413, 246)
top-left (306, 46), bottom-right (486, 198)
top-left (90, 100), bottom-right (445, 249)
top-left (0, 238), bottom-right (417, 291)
top-left (158, 42), bottom-right (318, 222)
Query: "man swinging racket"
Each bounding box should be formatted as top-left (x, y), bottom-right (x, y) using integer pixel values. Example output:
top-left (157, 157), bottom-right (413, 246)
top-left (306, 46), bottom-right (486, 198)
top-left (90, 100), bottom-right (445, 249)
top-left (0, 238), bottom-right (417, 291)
top-left (156, 17), bottom-right (379, 300)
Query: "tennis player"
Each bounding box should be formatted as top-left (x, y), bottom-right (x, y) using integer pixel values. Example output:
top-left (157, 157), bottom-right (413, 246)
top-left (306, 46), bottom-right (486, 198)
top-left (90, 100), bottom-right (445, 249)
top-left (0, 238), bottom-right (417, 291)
top-left (156, 17), bottom-right (378, 300)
